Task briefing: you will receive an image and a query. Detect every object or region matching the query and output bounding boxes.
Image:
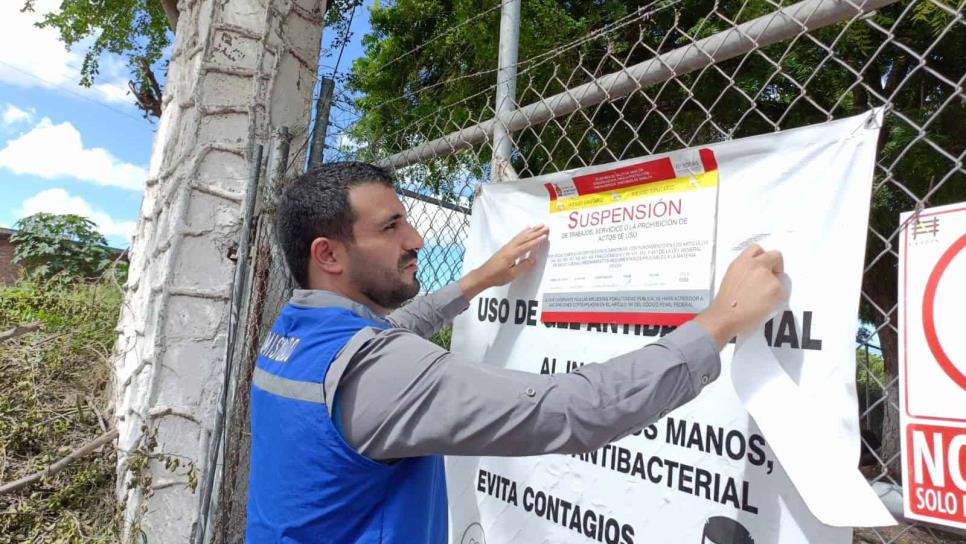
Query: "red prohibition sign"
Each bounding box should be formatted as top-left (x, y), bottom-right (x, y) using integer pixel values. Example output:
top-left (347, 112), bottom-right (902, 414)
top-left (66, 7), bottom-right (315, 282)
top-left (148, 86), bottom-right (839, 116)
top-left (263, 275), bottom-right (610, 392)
top-left (921, 232), bottom-right (966, 391)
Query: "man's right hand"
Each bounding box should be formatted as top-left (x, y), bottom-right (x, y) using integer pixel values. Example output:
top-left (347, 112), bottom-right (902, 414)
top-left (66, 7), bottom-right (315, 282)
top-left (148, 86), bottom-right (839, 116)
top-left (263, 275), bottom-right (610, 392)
top-left (458, 225), bottom-right (550, 300)
top-left (694, 244), bottom-right (788, 350)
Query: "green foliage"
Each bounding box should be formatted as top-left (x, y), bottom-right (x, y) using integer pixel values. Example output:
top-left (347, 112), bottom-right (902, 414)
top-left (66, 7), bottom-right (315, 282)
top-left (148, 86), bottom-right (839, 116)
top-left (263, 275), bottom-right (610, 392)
top-left (348, 0), bottom-right (590, 192)
top-left (11, 213), bottom-right (118, 282)
top-left (124, 424), bottom-right (199, 501)
top-left (0, 278), bottom-right (123, 542)
top-left (21, 0), bottom-right (171, 117)
top-left (856, 347), bottom-right (886, 436)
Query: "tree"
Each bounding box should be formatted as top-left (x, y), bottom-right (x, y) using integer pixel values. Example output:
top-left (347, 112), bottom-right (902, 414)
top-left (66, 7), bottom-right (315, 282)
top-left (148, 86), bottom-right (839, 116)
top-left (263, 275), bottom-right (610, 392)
top-left (349, 0), bottom-right (965, 475)
top-left (22, 0), bottom-right (363, 119)
top-left (22, 0), bottom-right (173, 118)
top-left (11, 213), bottom-right (115, 280)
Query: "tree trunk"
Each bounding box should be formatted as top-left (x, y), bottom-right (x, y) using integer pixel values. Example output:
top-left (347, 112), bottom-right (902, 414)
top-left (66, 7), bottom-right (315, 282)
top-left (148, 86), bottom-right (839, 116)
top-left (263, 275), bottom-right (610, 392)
top-left (160, 0), bottom-right (179, 32)
top-left (875, 323), bottom-right (902, 480)
top-left (863, 250), bottom-right (902, 480)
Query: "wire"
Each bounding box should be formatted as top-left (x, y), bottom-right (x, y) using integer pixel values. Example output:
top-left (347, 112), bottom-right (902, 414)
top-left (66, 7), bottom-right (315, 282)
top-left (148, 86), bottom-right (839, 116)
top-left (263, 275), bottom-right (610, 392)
top-left (311, 0), bottom-right (505, 112)
top-left (284, 128), bottom-right (312, 174)
top-left (294, 0), bottom-right (361, 169)
top-left (372, 0), bottom-right (681, 145)
top-left (331, 1), bottom-right (359, 78)
top-left (374, 0), bottom-right (512, 76)
top-left (0, 60), bottom-right (152, 125)
top-left (361, 0), bottom-right (679, 118)
top-left (331, 101), bottom-right (360, 116)
top-left (304, 0), bottom-right (683, 167)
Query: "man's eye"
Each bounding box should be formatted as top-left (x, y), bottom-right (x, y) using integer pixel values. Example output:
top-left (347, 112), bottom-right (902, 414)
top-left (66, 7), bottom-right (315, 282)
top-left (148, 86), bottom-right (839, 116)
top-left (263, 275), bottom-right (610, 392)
top-left (384, 223), bottom-right (397, 231)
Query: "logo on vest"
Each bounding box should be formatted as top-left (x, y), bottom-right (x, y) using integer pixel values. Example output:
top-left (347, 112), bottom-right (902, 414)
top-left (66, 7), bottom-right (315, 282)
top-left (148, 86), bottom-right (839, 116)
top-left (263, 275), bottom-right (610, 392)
top-left (259, 331), bottom-right (300, 363)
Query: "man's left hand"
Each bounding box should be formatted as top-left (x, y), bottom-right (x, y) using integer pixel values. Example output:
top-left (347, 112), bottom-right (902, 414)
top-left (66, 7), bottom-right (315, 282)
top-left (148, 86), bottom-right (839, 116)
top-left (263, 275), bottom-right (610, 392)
top-left (458, 225), bottom-right (549, 300)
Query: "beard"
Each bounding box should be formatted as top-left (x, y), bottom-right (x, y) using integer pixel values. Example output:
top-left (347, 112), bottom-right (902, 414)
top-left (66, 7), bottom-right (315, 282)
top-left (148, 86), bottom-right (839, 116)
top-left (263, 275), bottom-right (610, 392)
top-left (349, 248), bottom-right (421, 310)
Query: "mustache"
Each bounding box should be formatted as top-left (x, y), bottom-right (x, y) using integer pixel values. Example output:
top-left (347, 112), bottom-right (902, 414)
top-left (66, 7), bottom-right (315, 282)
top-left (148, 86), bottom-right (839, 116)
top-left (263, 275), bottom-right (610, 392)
top-left (398, 250), bottom-right (419, 269)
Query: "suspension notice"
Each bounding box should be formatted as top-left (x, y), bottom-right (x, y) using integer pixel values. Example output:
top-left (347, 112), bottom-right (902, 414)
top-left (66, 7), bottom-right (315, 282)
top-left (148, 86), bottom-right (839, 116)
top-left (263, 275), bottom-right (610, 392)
top-left (540, 149), bottom-right (718, 325)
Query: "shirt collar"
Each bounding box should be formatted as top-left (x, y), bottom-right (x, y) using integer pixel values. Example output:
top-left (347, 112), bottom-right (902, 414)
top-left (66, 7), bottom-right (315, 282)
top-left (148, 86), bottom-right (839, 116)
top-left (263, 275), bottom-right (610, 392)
top-left (290, 289), bottom-right (389, 325)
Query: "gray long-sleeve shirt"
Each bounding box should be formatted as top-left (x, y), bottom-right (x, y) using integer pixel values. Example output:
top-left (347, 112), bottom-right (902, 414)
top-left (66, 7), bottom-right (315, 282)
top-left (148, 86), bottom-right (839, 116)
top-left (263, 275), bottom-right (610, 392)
top-left (290, 282), bottom-right (720, 461)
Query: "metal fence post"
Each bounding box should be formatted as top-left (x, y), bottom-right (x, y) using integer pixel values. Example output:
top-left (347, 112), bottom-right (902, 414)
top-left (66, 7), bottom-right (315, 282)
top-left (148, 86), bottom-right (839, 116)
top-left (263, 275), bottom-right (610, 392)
top-left (309, 77), bottom-right (335, 170)
top-left (492, 0), bottom-right (521, 183)
top-left (210, 127), bottom-right (298, 543)
top-left (195, 144), bottom-right (264, 544)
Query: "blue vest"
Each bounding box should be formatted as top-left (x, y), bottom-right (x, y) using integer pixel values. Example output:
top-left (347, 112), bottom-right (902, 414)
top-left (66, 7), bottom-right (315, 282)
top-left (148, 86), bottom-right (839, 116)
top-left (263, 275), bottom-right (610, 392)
top-left (245, 304), bottom-right (448, 543)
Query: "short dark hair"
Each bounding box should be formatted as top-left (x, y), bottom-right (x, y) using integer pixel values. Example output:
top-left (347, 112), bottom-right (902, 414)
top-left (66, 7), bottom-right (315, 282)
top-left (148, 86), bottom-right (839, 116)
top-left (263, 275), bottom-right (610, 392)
top-left (276, 161), bottom-right (393, 287)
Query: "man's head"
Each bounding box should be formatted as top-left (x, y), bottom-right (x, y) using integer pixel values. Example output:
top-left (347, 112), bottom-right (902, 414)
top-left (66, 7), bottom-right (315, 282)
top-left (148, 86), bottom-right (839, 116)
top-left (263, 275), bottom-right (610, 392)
top-left (276, 162), bottom-right (424, 312)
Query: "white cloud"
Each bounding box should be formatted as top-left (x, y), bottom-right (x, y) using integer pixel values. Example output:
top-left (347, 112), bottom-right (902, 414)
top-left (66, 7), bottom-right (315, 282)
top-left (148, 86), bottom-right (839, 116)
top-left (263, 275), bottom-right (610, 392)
top-left (335, 133), bottom-right (364, 152)
top-left (2, 104), bottom-right (34, 125)
top-left (93, 81), bottom-right (132, 104)
top-left (17, 188), bottom-right (136, 241)
top-left (0, 0), bottom-right (131, 105)
top-left (0, 117), bottom-right (146, 190)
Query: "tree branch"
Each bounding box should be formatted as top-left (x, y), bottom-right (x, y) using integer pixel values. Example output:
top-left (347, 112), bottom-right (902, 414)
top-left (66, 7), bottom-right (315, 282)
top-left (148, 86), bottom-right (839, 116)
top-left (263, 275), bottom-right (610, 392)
top-left (0, 321), bottom-right (42, 343)
top-left (160, 0), bottom-right (179, 32)
top-left (883, 55), bottom-right (914, 98)
top-left (143, 58), bottom-right (163, 104)
top-left (130, 58), bottom-right (164, 118)
top-left (0, 428), bottom-right (119, 495)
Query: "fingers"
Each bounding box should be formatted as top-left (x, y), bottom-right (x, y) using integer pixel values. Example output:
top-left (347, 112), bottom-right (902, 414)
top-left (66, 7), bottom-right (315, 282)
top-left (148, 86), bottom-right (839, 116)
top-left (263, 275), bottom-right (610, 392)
top-left (755, 250), bottom-right (784, 275)
top-left (504, 225), bottom-right (548, 262)
top-left (512, 224), bottom-right (549, 246)
top-left (516, 233), bottom-right (548, 254)
top-left (509, 257), bottom-right (536, 278)
top-left (740, 243), bottom-right (765, 260)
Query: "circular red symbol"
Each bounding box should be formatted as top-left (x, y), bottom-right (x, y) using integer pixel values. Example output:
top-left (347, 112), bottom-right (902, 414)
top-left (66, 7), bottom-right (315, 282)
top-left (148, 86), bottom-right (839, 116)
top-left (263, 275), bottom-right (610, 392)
top-left (921, 232), bottom-right (966, 391)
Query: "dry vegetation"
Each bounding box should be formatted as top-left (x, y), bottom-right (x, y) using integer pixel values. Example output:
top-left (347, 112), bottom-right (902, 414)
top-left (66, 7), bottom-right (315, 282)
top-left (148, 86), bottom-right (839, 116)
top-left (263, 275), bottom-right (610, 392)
top-left (0, 278), bottom-right (121, 542)
top-left (855, 526), bottom-right (966, 544)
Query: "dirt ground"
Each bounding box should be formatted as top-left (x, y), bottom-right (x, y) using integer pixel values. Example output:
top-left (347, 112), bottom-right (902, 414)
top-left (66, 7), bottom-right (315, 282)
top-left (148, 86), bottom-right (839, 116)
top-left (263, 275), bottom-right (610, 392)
top-left (854, 524), bottom-right (966, 544)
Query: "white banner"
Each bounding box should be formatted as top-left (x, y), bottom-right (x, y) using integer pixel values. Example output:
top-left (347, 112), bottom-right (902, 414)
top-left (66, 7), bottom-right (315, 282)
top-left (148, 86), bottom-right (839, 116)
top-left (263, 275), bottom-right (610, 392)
top-left (448, 111), bottom-right (888, 543)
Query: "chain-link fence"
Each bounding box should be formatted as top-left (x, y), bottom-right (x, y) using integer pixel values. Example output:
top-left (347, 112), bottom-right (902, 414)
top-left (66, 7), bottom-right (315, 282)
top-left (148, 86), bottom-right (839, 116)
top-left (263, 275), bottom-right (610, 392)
top-left (207, 0), bottom-right (965, 542)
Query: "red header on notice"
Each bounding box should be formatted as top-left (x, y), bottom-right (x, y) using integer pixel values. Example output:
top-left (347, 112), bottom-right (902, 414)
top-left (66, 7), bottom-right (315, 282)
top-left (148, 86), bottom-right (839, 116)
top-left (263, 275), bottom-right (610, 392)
top-left (543, 183), bottom-right (558, 199)
top-left (571, 157), bottom-right (676, 195)
top-left (541, 148), bottom-right (718, 204)
top-left (699, 148), bottom-right (717, 172)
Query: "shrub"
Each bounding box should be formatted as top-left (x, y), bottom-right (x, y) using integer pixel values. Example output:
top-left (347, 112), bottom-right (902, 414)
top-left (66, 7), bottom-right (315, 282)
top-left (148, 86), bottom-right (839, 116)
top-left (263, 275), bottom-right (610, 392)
top-left (11, 213), bottom-right (117, 282)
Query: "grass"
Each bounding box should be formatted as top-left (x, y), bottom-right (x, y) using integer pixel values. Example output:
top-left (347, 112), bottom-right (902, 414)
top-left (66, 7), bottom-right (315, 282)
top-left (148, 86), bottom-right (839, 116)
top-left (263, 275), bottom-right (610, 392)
top-left (0, 277), bottom-right (122, 543)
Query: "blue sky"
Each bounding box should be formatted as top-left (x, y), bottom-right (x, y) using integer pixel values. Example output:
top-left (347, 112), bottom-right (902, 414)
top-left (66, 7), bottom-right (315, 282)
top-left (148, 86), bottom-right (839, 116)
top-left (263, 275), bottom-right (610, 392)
top-left (0, 0), bottom-right (373, 249)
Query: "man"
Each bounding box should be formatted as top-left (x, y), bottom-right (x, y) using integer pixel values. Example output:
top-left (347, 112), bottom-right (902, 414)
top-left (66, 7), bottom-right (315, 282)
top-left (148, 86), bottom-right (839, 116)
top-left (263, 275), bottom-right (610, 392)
top-left (246, 162), bottom-right (786, 543)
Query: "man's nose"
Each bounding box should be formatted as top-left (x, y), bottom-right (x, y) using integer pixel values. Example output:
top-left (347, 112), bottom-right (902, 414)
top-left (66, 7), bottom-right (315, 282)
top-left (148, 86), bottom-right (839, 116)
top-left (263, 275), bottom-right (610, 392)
top-left (404, 222), bottom-right (424, 251)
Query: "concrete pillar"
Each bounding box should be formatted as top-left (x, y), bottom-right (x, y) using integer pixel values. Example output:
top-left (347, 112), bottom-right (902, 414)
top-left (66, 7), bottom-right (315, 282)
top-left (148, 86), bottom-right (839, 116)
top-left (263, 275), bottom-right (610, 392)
top-left (110, 0), bottom-right (325, 540)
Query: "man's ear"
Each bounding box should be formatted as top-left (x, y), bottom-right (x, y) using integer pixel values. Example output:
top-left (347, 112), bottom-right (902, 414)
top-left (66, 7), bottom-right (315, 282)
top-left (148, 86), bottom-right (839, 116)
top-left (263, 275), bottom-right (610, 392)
top-left (310, 237), bottom-right (345, 275)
